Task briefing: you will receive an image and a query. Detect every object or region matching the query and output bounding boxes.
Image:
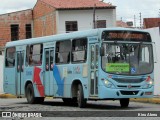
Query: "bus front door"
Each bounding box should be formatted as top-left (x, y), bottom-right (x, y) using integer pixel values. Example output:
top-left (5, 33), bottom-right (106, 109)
top-left (16, 51), bottom-right (24, 97)
top-left (89, 44), bottom-right (99, 96)
top-left (44, 48), bottom-right (54, 96)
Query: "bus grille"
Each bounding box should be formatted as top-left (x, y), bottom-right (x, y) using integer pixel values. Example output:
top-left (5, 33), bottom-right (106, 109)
top-left (117, 85), bottom-right (140, 88)
top-left (120, 91), bottom-right (139, 95)
top-left (113, 78), bottom-right (145, 83)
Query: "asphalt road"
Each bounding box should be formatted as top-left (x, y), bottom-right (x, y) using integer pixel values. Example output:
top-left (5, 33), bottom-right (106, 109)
top-left (0, 98), bottom-right (160, 120)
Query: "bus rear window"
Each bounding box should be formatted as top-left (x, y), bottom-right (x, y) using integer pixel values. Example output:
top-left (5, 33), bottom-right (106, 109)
top-left (5, 47), bottom-right (15, 67)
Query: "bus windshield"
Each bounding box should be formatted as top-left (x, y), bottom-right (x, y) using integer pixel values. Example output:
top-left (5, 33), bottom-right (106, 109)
top-left (102, 43), bottom-right (154, 75)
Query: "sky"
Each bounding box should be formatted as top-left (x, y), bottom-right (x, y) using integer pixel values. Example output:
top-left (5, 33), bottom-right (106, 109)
top-left (0, 0), bottom-right (160, 27)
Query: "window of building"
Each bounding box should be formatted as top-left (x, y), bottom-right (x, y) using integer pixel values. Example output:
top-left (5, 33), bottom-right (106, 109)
top-left (27, 44), bottom-right (43, 66)
top-left (96, 20), bottom-right (106, 28)
top-left (55, 40), bottom-right (71, 64)
top-left (72, 38), bottom-right (87, 63)
top-left (11, 24), bottom-right (19, 41)
top-left (65, 21), bottom-right (78, 33)
top-left (26, 24), bottom-right (32, 39)
top-left (5, 47), bottom-right (15, 67)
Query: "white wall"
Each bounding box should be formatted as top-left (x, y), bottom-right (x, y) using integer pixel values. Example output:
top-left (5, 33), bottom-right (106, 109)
top-left (0, 55), bottom-right (4, 94)
top-left (57, 9), bottom-right (116, 34)
top-left (145, 27), bottom-right (160, 95)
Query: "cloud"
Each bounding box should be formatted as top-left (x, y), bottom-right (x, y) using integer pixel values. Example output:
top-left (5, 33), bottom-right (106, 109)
top-left (0, 0), bottom-right (37, 14)
top-left (105, 0), bottom-right (160, 26)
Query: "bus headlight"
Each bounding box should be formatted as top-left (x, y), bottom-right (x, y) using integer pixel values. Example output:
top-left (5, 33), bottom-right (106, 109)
top-left (104, 79), bottom-right (115, 88)
top-left (142, 76), bottom-right (154, 89)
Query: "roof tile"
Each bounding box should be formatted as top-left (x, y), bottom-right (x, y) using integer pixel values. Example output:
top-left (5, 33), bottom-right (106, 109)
top-left (40, 0), bottom-right (115, 9)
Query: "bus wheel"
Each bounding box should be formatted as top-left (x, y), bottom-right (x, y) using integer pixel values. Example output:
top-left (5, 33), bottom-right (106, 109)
top-left (120, 98), bottom-right (130, 108)
top-left (77, 84), bottom-right (86, 108)
top-left (26, 83), bottom-right (36, 104)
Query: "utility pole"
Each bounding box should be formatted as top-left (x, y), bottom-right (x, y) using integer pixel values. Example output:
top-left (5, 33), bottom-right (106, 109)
top-left (139, 12), bottom-right (142, 28)
top-left (121, 17), bottom-right (123, 21)
top-left (159, 9), bottom-right (160, 18)
top-left (134, 15), bottom-right (136, 28)
top-left (93, 4), bottom-right (96, 29)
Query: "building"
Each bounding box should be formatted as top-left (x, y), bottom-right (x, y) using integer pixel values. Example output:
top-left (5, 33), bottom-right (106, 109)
top-left (0, 9), bottom-right (33, 49)
top-left (33, 0), bottom-right (116, 37)
top-left (0, 0), bottom-right (116, 50)
top-left (116, 20), bottom-right (130, 28)
top-left (145, 27), bottom-right (160, 95)
top-left (143, 18), bottom-right (160, 29)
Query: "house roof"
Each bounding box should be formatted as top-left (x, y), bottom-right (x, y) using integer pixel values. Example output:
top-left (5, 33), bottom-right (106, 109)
top-left (40, 0), bottom-right (115, 10)
top-left (116, 20), bottom-right (130, 28)
top-left (143, 18), bottom-right (160, 28)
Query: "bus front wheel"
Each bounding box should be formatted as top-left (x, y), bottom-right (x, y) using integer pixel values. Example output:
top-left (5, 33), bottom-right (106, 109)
top-left (120, 98), bottom-right (130, 108)
top-left (26, 83), bottom-right (36, 104)
top-left (77, 84), bottom-right (86, 108)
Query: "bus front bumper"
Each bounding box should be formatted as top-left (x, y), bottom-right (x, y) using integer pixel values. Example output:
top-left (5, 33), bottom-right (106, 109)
top-left (98, 85), bottom-right (154, 99)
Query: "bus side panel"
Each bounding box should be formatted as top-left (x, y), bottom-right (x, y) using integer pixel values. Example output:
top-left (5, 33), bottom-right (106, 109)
top-left (52, 64), bottom-right (89, 98)
top-left (3, 68), bottom-right (16, 95)
top-left (24, 66), bottom-right (44, 97)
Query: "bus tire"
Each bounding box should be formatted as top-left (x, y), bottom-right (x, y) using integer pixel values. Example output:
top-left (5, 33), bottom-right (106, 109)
top-left (26, 83), bottom-right (36, 104)
top-left (120, 98), bottom-right (129, 108)
top-left (77, 84), bottom-right (86, 108)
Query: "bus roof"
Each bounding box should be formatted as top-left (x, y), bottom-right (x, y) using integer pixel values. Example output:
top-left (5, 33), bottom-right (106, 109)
top-left (5, 27), bottom-right (148, 48)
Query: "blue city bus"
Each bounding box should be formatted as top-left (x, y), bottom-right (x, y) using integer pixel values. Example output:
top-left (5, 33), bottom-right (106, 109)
top-left (3, 28), bottom-right (154, 108)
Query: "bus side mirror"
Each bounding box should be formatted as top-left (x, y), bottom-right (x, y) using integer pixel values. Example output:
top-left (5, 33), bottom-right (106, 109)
top-left (100, 46), bottom-right (104, 56)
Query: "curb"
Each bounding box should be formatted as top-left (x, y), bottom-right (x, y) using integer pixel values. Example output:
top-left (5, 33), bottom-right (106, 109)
top-left (131, 98), bottom-right (160, 104)
top-left (0, 94), bottom-right (16, 98)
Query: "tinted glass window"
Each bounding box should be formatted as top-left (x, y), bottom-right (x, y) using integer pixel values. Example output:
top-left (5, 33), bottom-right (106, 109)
top-left (55, 40), bottom-right (71, 64)
top-left (72, 38), bottom-right (87, 63)
top-left (29, 44), bottom-right (43, 66)
top-left (5, 47), bottom-right (15, 67)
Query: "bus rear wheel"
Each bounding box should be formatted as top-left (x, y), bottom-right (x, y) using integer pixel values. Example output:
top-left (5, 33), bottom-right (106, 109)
top-left (26, 83), bottom-right (36, 104)
top-left (77, 84), bottom-right (86, 108)
top-left (26, 84), bottom-right (44, 104)
top-left (120, 98), bottom-right (130, 108)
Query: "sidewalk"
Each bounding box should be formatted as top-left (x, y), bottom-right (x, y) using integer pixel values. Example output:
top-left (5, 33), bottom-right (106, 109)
top-left (0, 93), bottom-right (16, 98)
top-left (131, 97), bottom-right (160, 104)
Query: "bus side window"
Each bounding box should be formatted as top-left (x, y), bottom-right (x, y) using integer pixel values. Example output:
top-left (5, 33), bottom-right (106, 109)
top-left (55, 40), bottom-right (71, 64)
top-left (5, 47), bottom-right (15, 67)
top-left (29, 44), bottom-right (43, 66)
top-left (72, 38), bottom-right (87, 63)
top-left (26, 45), bottom-right (30, 66)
